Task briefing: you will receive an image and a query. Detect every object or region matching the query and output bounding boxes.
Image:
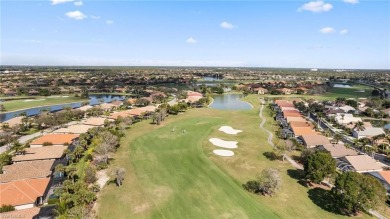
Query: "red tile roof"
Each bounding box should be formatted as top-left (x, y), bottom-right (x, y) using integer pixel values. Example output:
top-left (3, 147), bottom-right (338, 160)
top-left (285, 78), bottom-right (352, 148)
top-left (30, 134), bottom-right (79, 145)
top-left (0, 178), bottom-right (50, 206)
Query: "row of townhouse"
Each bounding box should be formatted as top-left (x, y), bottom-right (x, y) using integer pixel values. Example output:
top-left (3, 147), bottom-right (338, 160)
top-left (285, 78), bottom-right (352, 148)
top-left (273, 99), bottom-right (390, 193)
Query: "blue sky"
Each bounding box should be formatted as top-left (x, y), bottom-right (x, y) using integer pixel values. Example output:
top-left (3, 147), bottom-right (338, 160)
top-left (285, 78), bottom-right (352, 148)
top-left (1, 0), bottom-right (389, 69)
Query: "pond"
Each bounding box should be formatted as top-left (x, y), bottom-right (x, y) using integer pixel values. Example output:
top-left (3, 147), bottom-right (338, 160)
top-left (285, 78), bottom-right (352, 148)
top-left (203, 76), bottom-right (222, 81)
top-left (0, 95), bottom-right (126, 122)
top-left (209, 94), bottom-right (252, 110)
top-left (385, 123), bottom-right (390, 130)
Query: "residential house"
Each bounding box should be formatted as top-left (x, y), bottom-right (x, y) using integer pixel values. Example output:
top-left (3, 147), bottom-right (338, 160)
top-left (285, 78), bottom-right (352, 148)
top-left (28, 90), bottom-right (39, 96)
top-left (253, 87), bottom-right (268, 94)
top-left (0, 178), bottom-right (50, 210)
top-left (352, 127), bottom-right (386, 139)
top-left (300, 134), bottom-right (330, 148)
top-left (291, 127), bottom-right (317, 137)
top-left (12, 146), bottom-right (67, 163)
top-left (0, 160), bottom-right (54, 183)
top-left (343, 155), bottom-right (384, 173)
top-left (30, 134), bottom-right (79, 148)
top-left (53, 124), bottom-right (95, 134)
top-left (0, 207), bottom-right (40, 219)
top-left (320, 144), bottom-right (358, 158)
top-left (368, 171), bottom-right (390, 193)
top-left (82, 117), bottom-right (113, 126)
top-left (334, 113), bottom-right (362, 125)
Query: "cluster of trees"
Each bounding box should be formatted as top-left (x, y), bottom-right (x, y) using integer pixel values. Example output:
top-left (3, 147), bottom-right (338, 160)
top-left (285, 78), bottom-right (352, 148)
top-left (303, 150), bottom-right (386, 215)
top-left (53, 123), bottom-right (126, 218)
top-left (35, 109), bottom-right (85, 130)
top-left (242, 168), bottom-right (282, 196)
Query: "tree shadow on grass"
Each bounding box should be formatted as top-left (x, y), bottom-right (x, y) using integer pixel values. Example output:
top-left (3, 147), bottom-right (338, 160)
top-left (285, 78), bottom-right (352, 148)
top-left (286, 169), bottom-right (308, 187)
top-left (263, 151), bottom-right (280, 161)
top-left (308, 188), bottom-right (342, 215)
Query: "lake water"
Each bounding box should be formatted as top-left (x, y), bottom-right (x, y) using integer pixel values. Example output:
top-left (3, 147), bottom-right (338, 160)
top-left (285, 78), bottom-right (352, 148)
top-left (0, 95), bottom-right (126, 122)
top-left (203, 76), bottom-right (222, 81)
top-left (209, 94), bottom-right (252, 110)
top-left (385, 123), bottom-right (390, 130)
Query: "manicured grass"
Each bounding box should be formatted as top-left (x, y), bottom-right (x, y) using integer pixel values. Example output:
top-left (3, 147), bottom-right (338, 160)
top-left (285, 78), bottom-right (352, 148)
top-left (1, 96), bottom-right (87, 112)
top-left (98, 94), bottom-right (372, 219)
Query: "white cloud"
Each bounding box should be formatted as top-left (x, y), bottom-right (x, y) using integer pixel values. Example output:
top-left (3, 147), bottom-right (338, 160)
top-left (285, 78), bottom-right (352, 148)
top-left (106, 20), bottom-right (114, 25)
top-left (340, 29), bottom-right (349, 35)
top-left (343, 0), bottom-right (359, 4)
top-left (320, 27), bottom-right (335, 34)
top-left (51, 0), bottom-right (74, 5)
top-left (65, 11), bottom-right (87, 20)
top-left (74, 1), bottom-right (83, 6)
top-left (186, 37), bottom-right (197, 44)
top-left (220, 21), bottom-right (236, 29)
top-left (90, 15), bottom-right (100, 19)
top-left (298, 1), bottom-right (333, 13)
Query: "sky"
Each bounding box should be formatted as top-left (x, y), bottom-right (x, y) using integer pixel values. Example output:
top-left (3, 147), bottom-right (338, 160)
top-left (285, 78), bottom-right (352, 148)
top-left (0, 0), bottom-right (389, 69)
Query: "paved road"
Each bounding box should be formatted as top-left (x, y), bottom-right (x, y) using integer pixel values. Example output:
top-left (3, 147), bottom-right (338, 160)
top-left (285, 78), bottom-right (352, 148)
top-left (258, 99), bottom-right (303, 170)
top-left (309, 112), bottom-right (390, 166)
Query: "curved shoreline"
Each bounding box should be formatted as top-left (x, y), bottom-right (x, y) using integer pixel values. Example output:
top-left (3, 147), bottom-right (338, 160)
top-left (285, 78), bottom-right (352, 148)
top-left (207, 97), bottom-right (214, 107)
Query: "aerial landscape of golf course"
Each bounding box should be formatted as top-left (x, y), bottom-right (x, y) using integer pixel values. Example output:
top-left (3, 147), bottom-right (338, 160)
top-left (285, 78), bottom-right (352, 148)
top-left (97, 95), bottom-right (374, 219)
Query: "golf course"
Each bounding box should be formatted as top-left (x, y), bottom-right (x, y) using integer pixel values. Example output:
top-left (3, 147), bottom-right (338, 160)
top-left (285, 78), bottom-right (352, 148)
top-left (97, 95), bottom-right (373, 219)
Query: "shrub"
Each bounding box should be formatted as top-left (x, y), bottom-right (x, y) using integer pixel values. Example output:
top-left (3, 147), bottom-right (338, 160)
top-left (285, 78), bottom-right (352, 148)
top-left (48, 198), bottom-right (59, 205)
top-left (0, 204), bottom-right (15, 213)
top-left (42, 141), bottom-right (53, 146)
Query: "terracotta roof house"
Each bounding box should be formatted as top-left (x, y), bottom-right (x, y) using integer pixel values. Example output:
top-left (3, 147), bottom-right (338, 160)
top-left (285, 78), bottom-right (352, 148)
top-left (53, 124), bottom-right (95, 134)
top-left (352, 127), bottom-right (386, 140)
top-left (82, 117), bottom-right (112, 126)
top-left (0, 207), bottom-right (40, 219)
top-left (344, 155), bottom-right (384, 173)
top-left (300, 134), bottom-right (330, 148)
top-left (381, 108), bottom-right (390, 117)
top-left (276, 102), bottom-right (294, 108)
top-left (320, 144), bottom-right (358, 158)
top-left (292, 127), bottom-right (317, 137)
top-left (0, 160), bottom-right (54, 183)
top-left (0, 178), bottom-right (50, 210)
top-left (283, 110), bottom-right (300, 114)
top-left (286, 116), bottom-right (307, 123)
top-left (187, 91), bottom-right (203, 97)
top-left (30, 134), bottom-right (79, 148)
top-left (280, 107), bottom-right (298, 112)
top-left (283, 112), bottom-right (302, 118)
top-left (184, 95), bottom-right (202, 103)
top-left (12, 146), bottom-right (67, 163)
top-left (3, 89), bottom-right (17, 96)
top-left (290, 121), bottom-right (314, 128)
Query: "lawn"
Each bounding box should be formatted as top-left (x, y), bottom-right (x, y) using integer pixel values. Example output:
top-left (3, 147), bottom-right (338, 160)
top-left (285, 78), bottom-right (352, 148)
top-left (97, 95), bottom-right (373, 219)
top-left (1, 96), bottom-right (87, 112)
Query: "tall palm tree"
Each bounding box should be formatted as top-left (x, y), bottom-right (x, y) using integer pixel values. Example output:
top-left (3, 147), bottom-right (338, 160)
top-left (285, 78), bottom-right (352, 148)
top-left (353, 121), bottom-right (365, 131)
top-left (333, 133), bottom-right (342, 144)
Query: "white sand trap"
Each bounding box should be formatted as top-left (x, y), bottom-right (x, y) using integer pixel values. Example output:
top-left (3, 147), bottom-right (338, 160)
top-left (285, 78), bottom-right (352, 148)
top-left (62, 96), bottom-right (69, 97)
top-left (218, 126), bottom-right (242, 135)
top-left (209, 138), bottom-right (238, 149)
top-left (213, 149), bottom-right (235, 157)
top-left (23, 99), bottom-right (46, 102)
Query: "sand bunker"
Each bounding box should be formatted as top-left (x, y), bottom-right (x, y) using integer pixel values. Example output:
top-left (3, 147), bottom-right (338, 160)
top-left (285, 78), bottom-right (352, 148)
top-left (213, 149), bottom-right (235, 157)
top-left (209, 138), bottom-right (238, 149)
top-left (218, 126), bottom-right (242, 135)
top-left (23, 99), bottom-right (46, 102)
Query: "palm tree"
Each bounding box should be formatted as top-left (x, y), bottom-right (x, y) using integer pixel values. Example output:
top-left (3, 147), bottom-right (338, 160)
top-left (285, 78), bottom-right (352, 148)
top-left (333, 133), bottom-right (342, 144)
top-left (55, 164), bottom-right (66, 178)
top-left (353, 121), bottom-right (365, 131)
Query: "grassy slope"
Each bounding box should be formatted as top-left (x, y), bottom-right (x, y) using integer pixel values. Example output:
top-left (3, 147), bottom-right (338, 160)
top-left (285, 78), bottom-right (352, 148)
top-left (2, 96), bottom-right (87, 112)
top-left (98, 95), bottom-right (372, 219)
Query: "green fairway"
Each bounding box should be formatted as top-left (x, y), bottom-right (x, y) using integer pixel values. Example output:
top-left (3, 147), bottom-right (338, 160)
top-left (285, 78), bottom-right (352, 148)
top-left (1, 96), bottom-right (87, 112)
top-left (98, 95), bottom-right (373, 219)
